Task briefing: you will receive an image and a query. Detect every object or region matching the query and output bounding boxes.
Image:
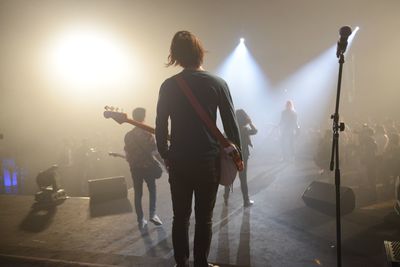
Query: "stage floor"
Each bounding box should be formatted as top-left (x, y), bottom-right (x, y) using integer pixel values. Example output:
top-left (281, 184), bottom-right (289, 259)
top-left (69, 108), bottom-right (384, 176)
top-left (0, 158), bottom-right (398, 267)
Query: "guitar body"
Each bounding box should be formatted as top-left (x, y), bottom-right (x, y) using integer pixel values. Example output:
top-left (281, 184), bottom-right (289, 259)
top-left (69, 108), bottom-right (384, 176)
top-left (223, 142), bottom-right (244, 171)
top-left (219, 148), bottom-right (238, 186)
top-left (219, 142), bottom-right (243, 186)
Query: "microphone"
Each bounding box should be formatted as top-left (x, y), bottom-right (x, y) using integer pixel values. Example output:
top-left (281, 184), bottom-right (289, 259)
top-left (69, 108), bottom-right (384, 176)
top-left (336, 26), bottom-right (352, 58)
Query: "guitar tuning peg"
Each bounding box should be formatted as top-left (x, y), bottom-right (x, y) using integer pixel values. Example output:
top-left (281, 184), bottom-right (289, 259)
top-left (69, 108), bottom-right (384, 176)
top-left (104, 105), bottom-right (109, 110)
top-left (110, 106), bottom-right (115, 111)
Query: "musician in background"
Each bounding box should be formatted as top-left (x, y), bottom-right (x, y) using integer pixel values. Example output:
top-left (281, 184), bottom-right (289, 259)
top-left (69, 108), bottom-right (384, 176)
top-left (224, 109), bottom-right (256, 207)
top-left (279, 100), bottom-right (299, 161)
top-left (156, 31), bottom-right (241, 267)
top-left (125, 107), bottom-right (163, 229)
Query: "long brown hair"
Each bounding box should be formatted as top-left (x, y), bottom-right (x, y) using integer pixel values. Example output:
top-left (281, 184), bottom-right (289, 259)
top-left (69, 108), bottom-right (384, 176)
top-left (166, 31), bottom-right (205, 69)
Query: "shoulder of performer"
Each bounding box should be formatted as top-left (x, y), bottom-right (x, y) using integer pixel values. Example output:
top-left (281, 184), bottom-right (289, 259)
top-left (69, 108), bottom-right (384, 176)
top-left (124, 128), bottom-right (135, 141)
top-left (160, 76), bottom-right (178, 91)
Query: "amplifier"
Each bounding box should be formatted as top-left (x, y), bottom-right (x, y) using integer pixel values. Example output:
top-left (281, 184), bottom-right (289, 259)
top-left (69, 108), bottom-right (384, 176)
top-left (384, 241), bottom-right (400, 267)
top-left (302, 181), bottom-right (355, 216)
top-left (88, 176), bottom-right (127, 202)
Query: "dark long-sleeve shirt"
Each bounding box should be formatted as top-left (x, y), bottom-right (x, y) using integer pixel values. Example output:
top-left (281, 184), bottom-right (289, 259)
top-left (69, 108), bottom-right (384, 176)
top-left (124, 127), bottom-right (157, 168)
top-left (155, 69), bottom-right (241, 161)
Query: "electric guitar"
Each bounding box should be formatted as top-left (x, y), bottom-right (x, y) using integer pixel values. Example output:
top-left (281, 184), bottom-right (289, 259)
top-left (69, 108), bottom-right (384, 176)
top-left (104, 106), bottom-right (241, 174)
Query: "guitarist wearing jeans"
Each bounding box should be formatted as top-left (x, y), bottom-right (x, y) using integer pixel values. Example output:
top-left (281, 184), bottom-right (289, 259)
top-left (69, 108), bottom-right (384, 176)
top-left (156, 31), bottom-right (241, 267)
top-left (124, 107), bottom-right (163, 229)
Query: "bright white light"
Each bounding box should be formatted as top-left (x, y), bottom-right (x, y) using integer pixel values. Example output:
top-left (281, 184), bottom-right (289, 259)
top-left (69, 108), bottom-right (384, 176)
top-left (240, 38), bottom-right (245, 43)
top-left (44, 26), bottom-right (137, 92)
top-left (348, 26), bottom-right (360, 43)
top-left (216, 39), bottom-right (270, 139)
top-left (273, 45), bottom-right (338, 129)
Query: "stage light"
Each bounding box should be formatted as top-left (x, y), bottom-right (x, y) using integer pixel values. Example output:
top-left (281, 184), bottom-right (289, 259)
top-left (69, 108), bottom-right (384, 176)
top-left (240, 38), bottom-right (245, 43)
top-left (44, 26), bottom-right (138, 92)
top-left (2, 159), bottom-right (18, 189)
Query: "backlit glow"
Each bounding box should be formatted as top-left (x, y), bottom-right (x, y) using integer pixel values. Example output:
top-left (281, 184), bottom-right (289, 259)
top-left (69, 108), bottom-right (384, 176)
top-left (348, 26), bottom-right (360, 44)
top-left (217, 40), bottom-right (270, 115)
top-left (272, 45), bottom-right (338, 129)
top-left (216, 39), bottom-right (270, 147)
top-left (44, 26), bottom-right (137, 92)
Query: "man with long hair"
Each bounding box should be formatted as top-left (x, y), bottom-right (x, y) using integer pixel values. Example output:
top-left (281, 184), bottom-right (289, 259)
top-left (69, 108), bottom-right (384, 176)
top-left (156, 31), bottom-right (241, 267)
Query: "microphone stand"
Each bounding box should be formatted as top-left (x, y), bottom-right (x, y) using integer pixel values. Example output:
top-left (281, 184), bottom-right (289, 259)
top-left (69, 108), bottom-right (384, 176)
top-left (330, 51), bottom-right (346, 267)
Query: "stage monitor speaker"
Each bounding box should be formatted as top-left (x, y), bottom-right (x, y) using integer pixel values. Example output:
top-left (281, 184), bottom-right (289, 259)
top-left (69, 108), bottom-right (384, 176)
top-left (302, 181), bottom-right (355, 216)
top-left (384, 241), bottom-right (400, 266)
top-left (88, 176), bottom-right (127, 203)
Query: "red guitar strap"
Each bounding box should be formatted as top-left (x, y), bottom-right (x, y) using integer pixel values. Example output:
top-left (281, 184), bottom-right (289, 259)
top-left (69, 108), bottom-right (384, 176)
top-left (175, 75), bottom-right (230, 148)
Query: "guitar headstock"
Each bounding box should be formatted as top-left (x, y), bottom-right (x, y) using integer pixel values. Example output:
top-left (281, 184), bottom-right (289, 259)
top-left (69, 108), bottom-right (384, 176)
top-left (104, 106), bottom-right (128, 124)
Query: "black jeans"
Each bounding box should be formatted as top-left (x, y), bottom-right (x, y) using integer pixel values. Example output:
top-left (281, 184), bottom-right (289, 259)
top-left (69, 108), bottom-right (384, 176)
top-left (169, 158), bottom-right (219, 267)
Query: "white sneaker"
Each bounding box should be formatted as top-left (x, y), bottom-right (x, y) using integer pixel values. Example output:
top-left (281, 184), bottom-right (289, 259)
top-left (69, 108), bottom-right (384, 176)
top-left (150, 215), bottom-right (163, 226)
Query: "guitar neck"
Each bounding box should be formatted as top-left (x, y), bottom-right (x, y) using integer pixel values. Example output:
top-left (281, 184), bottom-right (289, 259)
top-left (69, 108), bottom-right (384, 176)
top-left (125, 119), bottom-right (171, 141)
top-left (125, 119), bottom-right (155, 134)
top-left (103, 109), bottom-right (170, 140)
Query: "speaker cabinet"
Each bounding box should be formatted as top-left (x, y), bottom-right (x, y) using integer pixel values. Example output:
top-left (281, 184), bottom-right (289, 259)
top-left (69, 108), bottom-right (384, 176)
top-left (384, 241), bottom-right (400, 267)
top-left (302, 181), bottom-right (355, 216)
top-left (88, 176), bottom-right (127, 202)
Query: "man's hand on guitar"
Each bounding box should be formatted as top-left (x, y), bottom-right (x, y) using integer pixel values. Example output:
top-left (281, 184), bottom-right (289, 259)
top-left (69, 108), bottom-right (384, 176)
top-left (224, 143), bottom-right (244, 172)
